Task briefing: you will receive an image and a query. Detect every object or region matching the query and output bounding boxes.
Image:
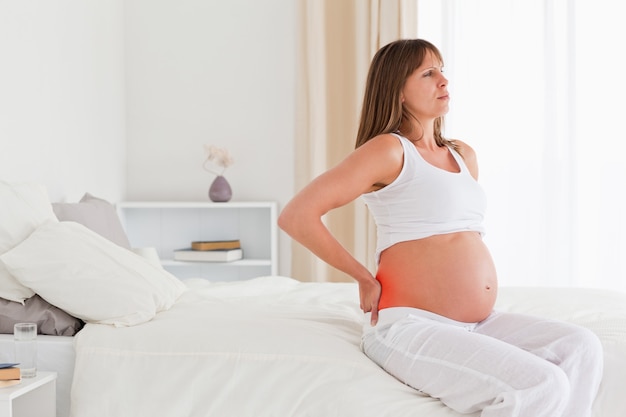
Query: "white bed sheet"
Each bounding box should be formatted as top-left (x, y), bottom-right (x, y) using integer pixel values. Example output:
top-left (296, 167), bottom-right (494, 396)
top-left (70, 277), bottom-right (626, 417)
top-left (0, 333), bottom-right (75, 417)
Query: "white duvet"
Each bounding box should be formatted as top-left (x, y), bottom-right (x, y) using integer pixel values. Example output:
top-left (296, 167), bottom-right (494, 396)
top-left (71, 277), bottom-right (626, 417)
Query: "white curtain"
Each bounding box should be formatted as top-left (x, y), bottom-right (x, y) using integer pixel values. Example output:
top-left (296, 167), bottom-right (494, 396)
top-left (416, 0), bottom-right (626, 291)
top-left (293, 0), bottom-right (417, 282)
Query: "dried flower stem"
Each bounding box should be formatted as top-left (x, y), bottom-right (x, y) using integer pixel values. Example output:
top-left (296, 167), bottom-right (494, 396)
top-left (202, 145), bottom-right (234, 176)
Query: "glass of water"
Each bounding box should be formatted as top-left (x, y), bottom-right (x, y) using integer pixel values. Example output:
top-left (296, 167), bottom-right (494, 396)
top-left (14, 323), bottom-right (37, 378)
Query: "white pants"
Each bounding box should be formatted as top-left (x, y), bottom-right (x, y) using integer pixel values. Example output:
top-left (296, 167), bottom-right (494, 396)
top-left (362, 307), bottom-right (603, 417)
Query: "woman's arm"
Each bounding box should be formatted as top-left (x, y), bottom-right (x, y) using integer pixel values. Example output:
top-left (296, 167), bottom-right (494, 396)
top-left (278, 134), bottom-right (403, 324)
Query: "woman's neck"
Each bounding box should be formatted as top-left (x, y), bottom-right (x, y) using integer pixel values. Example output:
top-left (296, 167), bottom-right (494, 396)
top-left (398, 120), bottom-right (436, 146)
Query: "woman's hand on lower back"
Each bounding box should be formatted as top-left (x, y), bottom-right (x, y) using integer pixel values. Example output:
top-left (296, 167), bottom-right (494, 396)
top-left (359, 276), bottom-right (382, 326)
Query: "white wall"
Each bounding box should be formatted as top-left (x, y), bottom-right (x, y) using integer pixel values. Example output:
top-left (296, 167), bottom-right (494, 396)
top-left (0, 0), bottom-right (126, 203)
top-left (0, 1), bottom-right (297, 276)
top-left (124, 0), bottom-right (296, 276)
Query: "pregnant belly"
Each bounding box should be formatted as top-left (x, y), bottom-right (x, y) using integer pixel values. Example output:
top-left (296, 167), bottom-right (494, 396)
top-left (376, 232), bottom-right (498, 323)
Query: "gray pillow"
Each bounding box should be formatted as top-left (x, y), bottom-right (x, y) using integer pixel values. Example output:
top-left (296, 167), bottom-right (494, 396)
top-left (52, 193), bottom-right (131, 249)
top-left (0, 295), bottom-right (84, 336)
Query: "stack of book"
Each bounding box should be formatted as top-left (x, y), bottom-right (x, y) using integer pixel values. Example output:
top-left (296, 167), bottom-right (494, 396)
top-left (0, 363), bottom-right (21, 388)
top-left (173, 239), bottom-right (243, 262)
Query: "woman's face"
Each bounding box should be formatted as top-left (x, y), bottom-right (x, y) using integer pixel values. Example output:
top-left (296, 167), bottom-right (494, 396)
top-left (401, 50), bottom-right (449, 121)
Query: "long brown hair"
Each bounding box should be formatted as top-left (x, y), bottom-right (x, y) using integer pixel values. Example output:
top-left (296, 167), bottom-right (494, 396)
top-left (355, 39), bottom-right (457, 152)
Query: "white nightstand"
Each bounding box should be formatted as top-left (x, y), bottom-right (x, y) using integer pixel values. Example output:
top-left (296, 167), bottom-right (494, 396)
top-left (0, 372), bottom-right (57, 417)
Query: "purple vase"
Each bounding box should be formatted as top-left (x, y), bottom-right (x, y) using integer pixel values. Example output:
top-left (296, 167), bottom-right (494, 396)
top-left (209, 175), bottom-right (232, 202)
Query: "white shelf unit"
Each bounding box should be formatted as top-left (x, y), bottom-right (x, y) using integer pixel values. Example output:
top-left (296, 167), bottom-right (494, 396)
top-left (117, 201), bottom-right (277, 281)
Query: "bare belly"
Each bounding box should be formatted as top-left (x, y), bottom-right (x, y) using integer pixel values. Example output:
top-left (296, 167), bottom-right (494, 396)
top-left (376, 232), bottom-right (497, 323)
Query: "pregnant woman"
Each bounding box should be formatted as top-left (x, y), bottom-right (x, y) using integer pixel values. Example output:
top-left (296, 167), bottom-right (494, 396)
top-left (278, 38), bottom-right (603, 417)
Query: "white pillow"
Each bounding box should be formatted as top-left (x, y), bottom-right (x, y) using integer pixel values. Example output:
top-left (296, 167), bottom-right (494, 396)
top-left (0, 221), bottom-right (186, 327)
top-left (0, 180), bottom-right (58, 302)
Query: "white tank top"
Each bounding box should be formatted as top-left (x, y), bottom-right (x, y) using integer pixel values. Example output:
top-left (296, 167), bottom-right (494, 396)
top-left (361, 134), bottom-right (486, 263)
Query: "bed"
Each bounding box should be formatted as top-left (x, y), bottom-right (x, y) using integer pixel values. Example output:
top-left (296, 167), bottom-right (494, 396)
top-left (70, 278), bottom-right (626, 417)
top-left (2, 279), bottom-right (626, 417)
top-left (1, 180), bottom-right (626, 417)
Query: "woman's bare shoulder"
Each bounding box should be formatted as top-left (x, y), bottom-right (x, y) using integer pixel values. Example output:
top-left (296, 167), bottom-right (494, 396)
top-left (451, 139), bottom-right (479, 179)
top-left (451, 138), bottom-right (475, 154)
top-left (336, 133), bottom-right (404, 192)
top-left (356, 133), bottom-right (404, 158)
top-left (361, 132), bottom-right (402, 146)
